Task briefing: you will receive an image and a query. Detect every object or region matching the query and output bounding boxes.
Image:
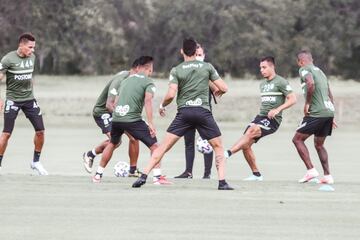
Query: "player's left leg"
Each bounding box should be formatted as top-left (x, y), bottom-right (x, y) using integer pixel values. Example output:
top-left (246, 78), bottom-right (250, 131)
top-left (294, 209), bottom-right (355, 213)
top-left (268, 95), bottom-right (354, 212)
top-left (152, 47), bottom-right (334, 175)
top-left (314, 136), bottom-right (334, 184)
top-left (242, 146), bottom-right (263, 181)
top-left (25, 100), bottom-right (48, 175)
top-left (132, 132), bottom-right (179, 188)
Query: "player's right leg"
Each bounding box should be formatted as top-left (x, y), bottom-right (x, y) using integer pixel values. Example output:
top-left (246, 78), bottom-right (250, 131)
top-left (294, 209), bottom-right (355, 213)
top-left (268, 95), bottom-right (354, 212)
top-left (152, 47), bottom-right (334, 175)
top-left (93, 122), bottom-right (123, 183)
top-left (0, 100), bottom-right (20, 171)
top-left (83, 114), bottom-right (112, 173)
top-left (132, 132), bottom-right (180, 188)
top-left (293, 116), bottom-right (322, 183)
top-left (242, 147), bottom-right (263, 181)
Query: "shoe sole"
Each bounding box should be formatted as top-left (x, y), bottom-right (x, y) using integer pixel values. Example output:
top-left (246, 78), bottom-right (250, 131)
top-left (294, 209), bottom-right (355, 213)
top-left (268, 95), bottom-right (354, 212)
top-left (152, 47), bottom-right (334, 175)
top-left (83, 153), bottom-right (92, 174)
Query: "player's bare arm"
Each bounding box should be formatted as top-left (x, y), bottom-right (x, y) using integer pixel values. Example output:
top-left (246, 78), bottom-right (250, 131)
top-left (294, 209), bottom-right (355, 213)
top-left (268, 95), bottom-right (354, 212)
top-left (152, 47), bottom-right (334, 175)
top-left (144, 92), bottom-right (156, 137)
top-left (209, 80), bottom-right (221, 97)
top-left (159, 83), bottom-right (178, 117)
top-left (212, 78), bottom-right (228, 95)
top-left (268, 92), bottom-right (297, 119)
top-left (105, 95), bottom-right (116, 113)
top-left (304, 74), bottom-right (315, 115)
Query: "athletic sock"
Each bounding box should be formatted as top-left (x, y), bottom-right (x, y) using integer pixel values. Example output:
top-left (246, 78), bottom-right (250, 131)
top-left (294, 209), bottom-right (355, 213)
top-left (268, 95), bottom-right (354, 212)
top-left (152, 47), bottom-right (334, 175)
top-left (33, 151), bottom-right (41, 162)
top-left (153, 168), bottom-right (161, 177)
top-left (253, 172), bottom-right (261, 177)
top-left (87, 149), bottom-right (96, 159)
top-left (0, 155), bottom-right (3, 166)
top-left (96, 166), bottom-right (105, 175)
top-left (129, 166), bottom-right (137, 174)
top-left (227, 150), bottom-right (232, 157)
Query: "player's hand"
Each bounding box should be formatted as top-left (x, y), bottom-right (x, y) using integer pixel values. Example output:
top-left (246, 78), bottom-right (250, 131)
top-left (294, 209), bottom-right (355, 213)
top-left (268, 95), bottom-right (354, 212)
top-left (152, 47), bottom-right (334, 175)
top-left (303, 103), bottom-right (310, 116)
top-left (267, 108), bottom-right (279, 119)
top-left (214, 90), bottom-right (223, 98)
top-left (332, 119), bottom-right (338, 129)
top-left (148, 123), bottom-right (156, 138)
top-left (159, 104), bottom-right (166, 117)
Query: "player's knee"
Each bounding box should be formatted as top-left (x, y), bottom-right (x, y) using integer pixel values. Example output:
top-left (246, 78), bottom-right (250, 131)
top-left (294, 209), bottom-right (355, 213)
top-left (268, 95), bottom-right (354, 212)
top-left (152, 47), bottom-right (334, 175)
top-left (1, 132), bottom-right (11, 141)
top-left (314, 141), bottom-right (324, 150)
top-left (35, 130), bottom-right (44, 138)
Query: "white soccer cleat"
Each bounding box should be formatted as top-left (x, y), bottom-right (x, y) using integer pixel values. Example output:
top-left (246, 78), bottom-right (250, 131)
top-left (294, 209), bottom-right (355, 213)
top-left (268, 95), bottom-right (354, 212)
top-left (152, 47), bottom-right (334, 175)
top-left (30, 161), bottom-right (49, 176)
top-left (298, 168), bottom-right (319, 183)
top-left (83, 152), bottom-right (94, 174)
top-left (319, 175), bottom-right (334, 184)
top-left (92, 173), bottom-right (102, 183)
top-left (243, 174), bottom-right (263, 181)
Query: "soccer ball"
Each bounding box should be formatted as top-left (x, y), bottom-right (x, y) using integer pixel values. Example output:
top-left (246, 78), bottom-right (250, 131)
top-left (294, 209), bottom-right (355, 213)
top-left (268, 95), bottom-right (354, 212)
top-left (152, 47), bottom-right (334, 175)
top-left (196, 137), bottom-right (213, 154)
top-left (113, 161), bottom-right (130, 177)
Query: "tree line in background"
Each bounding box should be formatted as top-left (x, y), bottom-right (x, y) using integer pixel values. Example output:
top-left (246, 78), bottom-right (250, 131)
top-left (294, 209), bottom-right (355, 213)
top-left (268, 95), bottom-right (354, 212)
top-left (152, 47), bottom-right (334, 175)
top-left (1, 0), bottom-right (359, 79)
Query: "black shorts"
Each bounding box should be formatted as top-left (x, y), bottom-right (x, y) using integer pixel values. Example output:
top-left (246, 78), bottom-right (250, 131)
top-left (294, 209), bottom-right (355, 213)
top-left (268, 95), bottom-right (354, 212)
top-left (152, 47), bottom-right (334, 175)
top-left (93, 113), bottom-right (112, 134)
top-left (244, 115), bottom-right (280, 142)
top-left (3, 99), bottom-right (45, 133)
top-left (296, 116), bottom-right (333, 137)
top-left (167, 107), bottom-right (221, 140)
top-left (110, 120), bottom-right (157, 148)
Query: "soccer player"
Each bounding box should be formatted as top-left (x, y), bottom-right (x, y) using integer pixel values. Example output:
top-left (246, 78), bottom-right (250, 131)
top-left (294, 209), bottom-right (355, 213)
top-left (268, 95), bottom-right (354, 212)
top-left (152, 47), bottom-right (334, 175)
top-left (224, 56), bottom-right (296, 181)
top-left (175, 45), bottom-right (214, 179)
top-left (293, 50), bottom-right (336, 184)
top-left (132, 38), bottom-right (233, 190)
top-left (93, 56), bottom-right (171, 184)
top-left (0, 33), bottom-right (48, 175)
top-left (83, 59), bottom-right (141, 176)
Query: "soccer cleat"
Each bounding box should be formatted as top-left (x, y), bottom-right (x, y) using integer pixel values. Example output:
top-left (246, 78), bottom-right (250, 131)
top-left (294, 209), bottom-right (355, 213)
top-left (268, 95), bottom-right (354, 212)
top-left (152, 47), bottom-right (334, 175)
top-left (128, 168), bottom-right (142, 178)
top-left (83, 152), bottom-right (94, 173)
top-left (243, 174), bottom-right (263, 181)
top-left (319, 175), bottom-right (334, 184)
top-left (218, 181), bottom-right (234, 190)
top-left (132, 177), bottom-right (147, 188)
top-left (92, 172), bottom-right (102, 183)
top-left (153, 175), bottom-right (173, 185)
top-left (298, 168), bottom-right (319, 183)
top-left (174, 171), bottom-right (192, 179)
top-left (30, 161), bottom-right (49, 176)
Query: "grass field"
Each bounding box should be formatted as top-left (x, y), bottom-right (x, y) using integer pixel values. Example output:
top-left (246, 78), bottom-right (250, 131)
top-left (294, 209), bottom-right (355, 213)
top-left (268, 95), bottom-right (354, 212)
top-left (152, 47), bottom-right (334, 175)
top-left (0, 76), bottom-right (359, 240)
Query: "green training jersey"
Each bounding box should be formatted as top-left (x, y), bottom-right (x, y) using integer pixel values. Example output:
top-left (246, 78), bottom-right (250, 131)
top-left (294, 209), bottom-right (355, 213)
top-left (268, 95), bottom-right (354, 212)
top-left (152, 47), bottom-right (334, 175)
top-left (299, 64), bottom-right (334, 117)
top-left (112, 73), bottom-right (156, 123)
top-left (259, 75), bottom-right (293, 124)
top-left (92, 71), bottom-right (130, 117)
top-left (0, 51), bottom-right (36, 101)
top-left (169, 60), bottom-right (220, 111)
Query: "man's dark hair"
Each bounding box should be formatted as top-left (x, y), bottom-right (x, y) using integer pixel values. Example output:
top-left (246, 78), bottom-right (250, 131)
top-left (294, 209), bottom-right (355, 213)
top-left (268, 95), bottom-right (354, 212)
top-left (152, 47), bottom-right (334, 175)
top-left (297, 50), bottom-right (312, 60)
top-left (19, 33), bottom-right (35, 44)
top-left (260, 56), bottom-right (275, 65)
top-left (131, 58), bottom-right (140, 68)
top-left (183, 38), bottom-right (197, 57)
top-left (137, 56), bottom-right (154, 66)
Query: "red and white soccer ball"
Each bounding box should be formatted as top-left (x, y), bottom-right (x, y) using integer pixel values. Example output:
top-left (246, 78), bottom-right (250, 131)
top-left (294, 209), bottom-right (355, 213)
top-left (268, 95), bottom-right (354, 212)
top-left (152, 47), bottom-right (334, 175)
top-left (196, 137), bottom-right (213, 154)
top-left (114, 161), bottom-right (130, 177)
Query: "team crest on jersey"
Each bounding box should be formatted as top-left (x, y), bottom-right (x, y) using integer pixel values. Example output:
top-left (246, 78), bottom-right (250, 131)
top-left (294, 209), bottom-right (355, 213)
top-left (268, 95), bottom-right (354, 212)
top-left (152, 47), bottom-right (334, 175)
top-left (115, 105), bottom-right (130, 116)
top-left (263, 83), bottom-right (274, 92)
top-left (110, 88), bottom-right (118, 95)
top-left (301, 70), bottom-right (309, 77)
top-left (186, 98), bottom-right (202, 106)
